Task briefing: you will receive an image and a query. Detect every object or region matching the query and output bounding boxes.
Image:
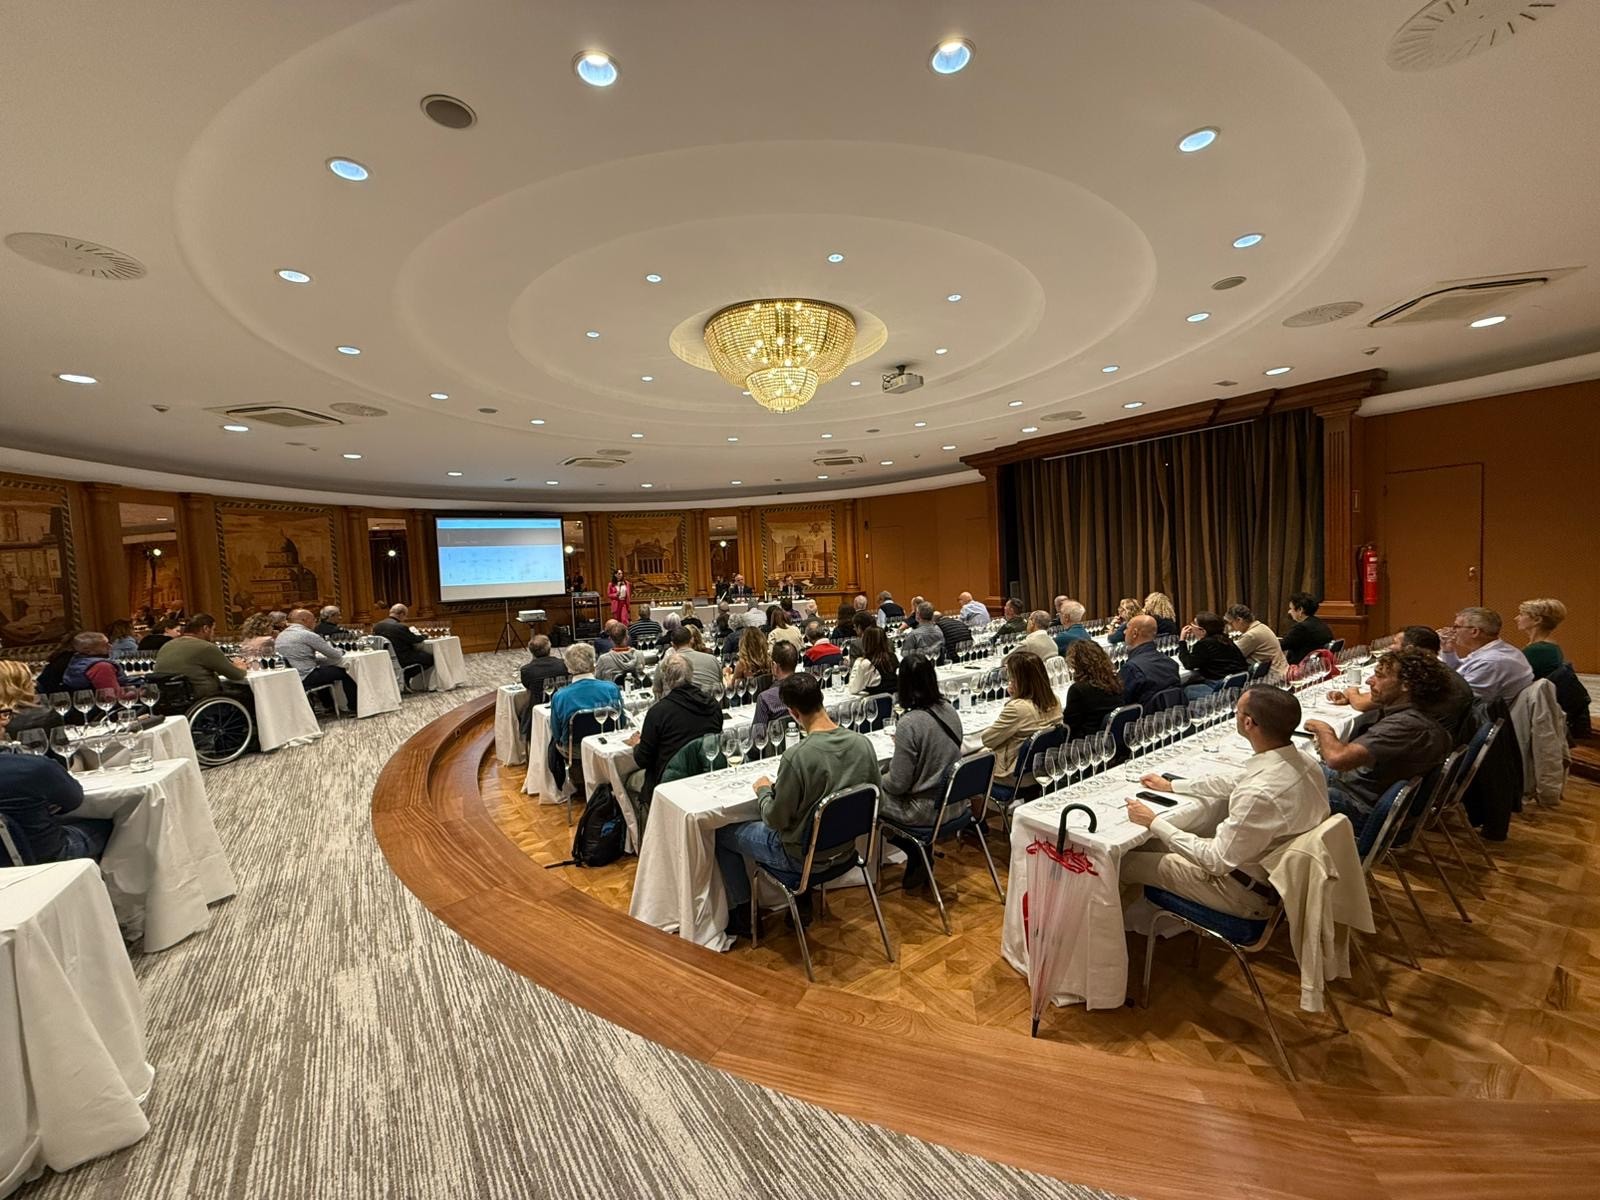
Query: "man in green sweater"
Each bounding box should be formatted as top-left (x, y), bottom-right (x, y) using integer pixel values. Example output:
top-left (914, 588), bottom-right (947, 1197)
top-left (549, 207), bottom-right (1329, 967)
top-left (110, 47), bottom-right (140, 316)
top-left (714, 671), bottom-right (880, 940)
top-left (154, 612), bottom-right (248, 699)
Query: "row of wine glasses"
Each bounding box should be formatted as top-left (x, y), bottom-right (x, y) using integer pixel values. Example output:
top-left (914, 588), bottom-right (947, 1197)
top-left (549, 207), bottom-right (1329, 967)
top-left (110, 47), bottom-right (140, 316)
top-left (238, 652), bottom-right (286, 671)
top-left (1033, 731), bottom-right (1117, 793)
top-left (419, 626), bottom-right (452, 639)
top-left (46, 685), bottom-right (160, 731)
top-left (824, 695), bottom-right (884, 733)
top-left (110, 654), bottom-right (161, 674)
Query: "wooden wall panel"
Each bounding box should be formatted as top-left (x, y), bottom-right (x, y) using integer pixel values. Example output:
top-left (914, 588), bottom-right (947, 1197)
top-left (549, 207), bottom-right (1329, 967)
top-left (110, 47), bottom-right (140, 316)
top-left (1363, 379), bottom-right (1600, 671)
top-left (858, 483), bottom-right (996, 611)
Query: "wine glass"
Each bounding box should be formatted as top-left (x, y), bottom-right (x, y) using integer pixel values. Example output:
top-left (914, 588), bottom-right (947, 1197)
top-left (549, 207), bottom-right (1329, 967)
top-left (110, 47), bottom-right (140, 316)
top-left (50, 692), bottom-right (72, 722)
top-left (751, 723), bottom-right (769, 761)
top-left (1033, 750), bottom-right (1056, 795)
top-left (71, 689), bottom-right (96, 729)
top-left (723, 726), bottom-right (746, 769)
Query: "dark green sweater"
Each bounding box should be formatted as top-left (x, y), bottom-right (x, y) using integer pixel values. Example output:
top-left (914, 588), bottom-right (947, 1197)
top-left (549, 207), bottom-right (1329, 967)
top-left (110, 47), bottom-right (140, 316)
top-left (757, 726), bottom-right (881, 865)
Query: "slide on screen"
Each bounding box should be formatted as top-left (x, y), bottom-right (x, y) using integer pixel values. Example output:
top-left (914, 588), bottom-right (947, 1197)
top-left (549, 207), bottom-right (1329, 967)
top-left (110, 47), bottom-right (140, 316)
top-left (435, 516), bottom-right (565, 603)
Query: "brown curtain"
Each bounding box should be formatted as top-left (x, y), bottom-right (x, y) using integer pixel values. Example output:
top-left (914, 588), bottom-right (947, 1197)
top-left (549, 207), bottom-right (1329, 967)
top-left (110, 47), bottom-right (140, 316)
top-left (1007, 410), bottom-right (1322, 626)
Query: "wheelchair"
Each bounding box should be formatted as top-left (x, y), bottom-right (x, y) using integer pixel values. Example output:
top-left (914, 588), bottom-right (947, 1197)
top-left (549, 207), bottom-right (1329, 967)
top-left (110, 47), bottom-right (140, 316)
top-left (148, 672), bottom-right (257, 768)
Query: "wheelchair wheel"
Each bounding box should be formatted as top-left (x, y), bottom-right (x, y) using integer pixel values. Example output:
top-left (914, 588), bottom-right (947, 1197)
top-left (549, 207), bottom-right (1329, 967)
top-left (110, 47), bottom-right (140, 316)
top-left (188, 694), bottom-right (255, 767)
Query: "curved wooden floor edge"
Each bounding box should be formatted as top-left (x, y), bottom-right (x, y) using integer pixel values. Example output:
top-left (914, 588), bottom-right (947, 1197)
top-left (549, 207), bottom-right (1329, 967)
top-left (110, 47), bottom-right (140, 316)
top-left (374, 697), bottom-right (1600, 1200)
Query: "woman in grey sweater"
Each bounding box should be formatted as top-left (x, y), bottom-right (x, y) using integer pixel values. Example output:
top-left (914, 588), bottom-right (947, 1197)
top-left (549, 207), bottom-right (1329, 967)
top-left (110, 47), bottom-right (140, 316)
top-left (880, 652), bottom-right (963, 825)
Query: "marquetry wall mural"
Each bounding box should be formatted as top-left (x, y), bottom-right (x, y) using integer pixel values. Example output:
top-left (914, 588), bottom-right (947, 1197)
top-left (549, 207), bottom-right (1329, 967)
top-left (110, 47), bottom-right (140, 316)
top-left (761, 504), bottom-right (839, 591)
top-left (605, 512), bottom-right (688, 597)
top-left (0, 478), bottom-right (78, 647)
top-left (216, 502), bottom-right (340, 628)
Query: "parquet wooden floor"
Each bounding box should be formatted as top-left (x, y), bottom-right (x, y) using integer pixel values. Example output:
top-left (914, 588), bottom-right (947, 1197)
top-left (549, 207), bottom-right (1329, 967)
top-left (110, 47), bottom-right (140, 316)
top-left (483, 758), bottom-right (1600, 1100)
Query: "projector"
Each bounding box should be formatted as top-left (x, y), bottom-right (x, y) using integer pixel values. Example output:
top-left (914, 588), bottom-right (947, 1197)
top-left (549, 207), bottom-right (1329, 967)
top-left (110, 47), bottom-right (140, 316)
top-left (882, 368), bottom-right (923, 395)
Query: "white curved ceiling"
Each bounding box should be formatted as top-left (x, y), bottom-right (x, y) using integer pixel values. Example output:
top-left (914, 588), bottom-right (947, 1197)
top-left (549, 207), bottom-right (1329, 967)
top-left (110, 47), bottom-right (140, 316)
top-left (1, 0), bottom-right (1597, 503)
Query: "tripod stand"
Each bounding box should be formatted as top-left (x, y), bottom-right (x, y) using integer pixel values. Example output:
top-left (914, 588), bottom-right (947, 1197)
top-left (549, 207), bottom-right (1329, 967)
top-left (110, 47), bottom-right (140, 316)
top-left (494, 598), bottom-right (528, 652)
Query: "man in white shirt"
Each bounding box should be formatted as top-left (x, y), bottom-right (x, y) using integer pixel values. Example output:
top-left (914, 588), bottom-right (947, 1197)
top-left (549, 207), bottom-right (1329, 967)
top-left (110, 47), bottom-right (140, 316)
top-left (1122, 685), bottom-right (1329, 919)
top-left (957, 591), bottom-right (990, 629)
top-left (1440, 606), bottom-right (1533, 704)
top-left (1017, 610), bottom-right (1061, 661)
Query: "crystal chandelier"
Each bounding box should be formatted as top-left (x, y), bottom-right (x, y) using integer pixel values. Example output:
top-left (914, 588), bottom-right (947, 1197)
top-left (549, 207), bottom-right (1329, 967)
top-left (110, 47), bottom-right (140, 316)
top-left (703, 299), bottom-right (856, 413)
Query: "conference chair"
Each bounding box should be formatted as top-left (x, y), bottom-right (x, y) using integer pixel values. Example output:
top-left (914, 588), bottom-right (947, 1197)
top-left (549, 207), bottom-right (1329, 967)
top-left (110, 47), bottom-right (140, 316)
top-left (1355, 775), bottom-right (1429, 968)
top-left (865, 693), bottom-right (893, 732)
top-left (1422, 718), bottom-right (1501, 879)
top-left (989, 723), bottom-right (1069, 818)
top-left (562, 708), bottom-right (612, 825)
top-left (1150, 687), bottom-right (1185, 713)
top-left (1327, 639), bottom-right (1346, 655)
top-left (1220, 671), bottom-right (1248, 693)
top-left (1247, 661), bottom-right (1272, 682)
top-left (1, 813), bottom-right (32, 867)
top-left (748, 783), bottom-right (893, 981)
top-left (1397, 745), bottom-right (1476, 922)
top-left (877, 751), bottom-right (1004, 934)
top-left (1105, 704), bottom-right (1141, 764)
top-left (304, 680), bottom-right (343, 718)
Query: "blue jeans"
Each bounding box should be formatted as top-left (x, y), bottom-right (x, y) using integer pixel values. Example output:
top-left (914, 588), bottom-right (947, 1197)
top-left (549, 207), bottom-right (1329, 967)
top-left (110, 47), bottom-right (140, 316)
top-left (61, 819), bottom-right (113, 861)
top-left (715, 820), bottom-right (802, 908)
top-left (1322, 765), bottom-right (1372, 838)
top-left (1183, 680), bottom-right (1222, 703)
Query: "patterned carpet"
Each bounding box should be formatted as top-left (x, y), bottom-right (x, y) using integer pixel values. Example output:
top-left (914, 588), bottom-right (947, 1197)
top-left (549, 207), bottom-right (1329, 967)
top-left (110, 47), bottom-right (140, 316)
top-left (23, 650), bottom-right (1119, 1200)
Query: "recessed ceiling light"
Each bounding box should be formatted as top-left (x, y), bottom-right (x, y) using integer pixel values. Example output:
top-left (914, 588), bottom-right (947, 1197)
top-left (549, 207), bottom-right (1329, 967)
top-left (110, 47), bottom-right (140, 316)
top-left (935, 347), bottom-right (949, 355)
top-left (585, 330), bottom-right (600, 339)
top-left (946, 293), bottom-right (962, 303)
top-left (1177, 127), bottom-right (1219, 153)
top-left (849, 380), bottom-right (861, 387)
top-left (630, 432), bottom-right (644, 439)
top-left (342, 452), bottom-right (362, 460)
top-left (1232, 233), bottom-right (1264, 249)
top-left (1122, 401), bottom-right (1144, 410)
top-left (1008, 400), bottom-right (1023, 408)
top-left (879, 460), bottom-right (894, 466)
top-left (741, 390), bottom-right (751, 397)
top-left (644, 273), bottom-right (662, 284)
top-left (639, 482), bottom-right (653, 488)
top-left (573, 51), bottom-right (618, 88)
top-left (640, 375), bottom-right (654, 382)
top-left (1021, 426), bottom-right (1039, 434)
top-left (1101, 365), bottom-right (1120, 374)
top-left (827, 253), bottom-right (845, 263)
top-left (529, 418), bottom-right (546, 425)
top-left (941, 444), bottom-right (957, 451)
top-left (730, 480), bottom-right (742, 485)
top-left (276, 269), bottom-right (312, 284)
top-left (929, 37), bottom-right (974, 75)
top-left (447, 471), bottom-right (463, 477)
top-left (54, 373), bottom-right (97, 384)
top-left (1470, 314), bottom-right (1508, 328)
top-left (429, 392), bottom-right (449, 400)
top-left (1186, 311), bottom-right (1211, 323)
top-left (913, 421), bottom-right (927, 428)
top-left (1264, 366), bottom-right (1293, 376)
top-left (545, 480), bottom-right (559, 486)
top-left (327, 158), bottom-right (369, 181)
top-left (821, 432), bottom-right (833, 439)
top-left (336, 345), bottom-right (361, 356)
top-left (727, 436), bottom-right (739, 442)
top-left (222, 423), bottom-right (250, 433)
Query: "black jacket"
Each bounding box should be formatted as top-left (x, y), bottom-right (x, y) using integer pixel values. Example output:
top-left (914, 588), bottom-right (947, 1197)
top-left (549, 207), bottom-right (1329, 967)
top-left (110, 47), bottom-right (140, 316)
top-left (634, 684), bottom-right (724, 805)
top-left (1463, 703), bottom-right (1523, 841)
top-left (879, 601), bottom-right (904, 624)
top-left (1177, 634), bottom-right (1249, 682)
top-left (374, 617), bottom-right (426, 651)
top-left (1281, 615), bottom-right (1333, 665)
top-left (520, 656), bottom-right (568, 706)
top-left (1063, 682), bottom-right (1123, 735)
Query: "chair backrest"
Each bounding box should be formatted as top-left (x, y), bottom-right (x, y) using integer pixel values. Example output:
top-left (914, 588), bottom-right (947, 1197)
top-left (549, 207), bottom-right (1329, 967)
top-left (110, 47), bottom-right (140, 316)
top-left (1415, 744), bottom-right (1470, 829)
top-left (937, 750), bottom-right (997, 829)
top-left (566, 707), bottom-right (609, 753)
top-left (1357, 775), bottom-right (1422, 866)
top-left (796, 783), bottom-right (880, 891)
top-left (1105, 704), bottom-right (1141, 762)
top-left (1247, 660), bottom-right (1271, 681)
top-left (1444, 717), bottom-right (1499, 810)
top-left (1151, 687), bottom-right (1185, 713)
top-left (1327, 638), bottom-right (1346, 655)
top-left (1389, 761), bottom-right (1448, 850)
top-left (1221, 671), bottom-right (1248, 692)
top-left (1011, 724), bottom-right (1060, 785)
top-left (866, 692), bottom-right (893, 731)
top-left (0, 812), bottom-right (34, 866)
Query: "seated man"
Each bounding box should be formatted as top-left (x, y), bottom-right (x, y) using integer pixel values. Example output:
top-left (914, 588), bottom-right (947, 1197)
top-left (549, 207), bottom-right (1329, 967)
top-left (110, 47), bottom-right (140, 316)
top-left (1305, 647), bottom-right (1453, 835)
top-left (277, 608), bottom-right (358, 712)
top-left (751, 641), bottom-right (799, 732)
top-left (876, 590), bottom-right (904, 628)
top-left (58, 631), bottom-right (131, 695)
top-left (802, 622), bottom-right (844, 668)
top-left (902, 601), bottom-right (944, 658)
top-left (935, 609), bottom-right (973, 657)
top-left (1049, 595), bottom-right (1068, 627)
top-left (653, 626), bottom-right (723, 697)
top-left (713, 672), bottom-right (881, 939)
top-left (1177, 611), bottom-right (1249, 700)
top-left (1328, 625), bottom-right (1475, 746)
top-left (313, 605), bottom-right (348, 641)
top-left (957, 591), bottom-right (990, 629)
top-left (1224, 604), bottom-right (1288, 682)
top-left (1441, 606), bottom-right (1533, 704)
top-left (1051, 599), bottom-right (1089, 652)
top-left (594, 621), bottom-right (645, 684)
top-left (998, 598), bottom-right (1028, 638)
top-left (154, 613), bottom-right (248, 700)
top-left (628, 604), bottom-right (663, 648)
top-left (624, 655), bottom-right (723, 808)
top-left (1124, 686), bottom-right (1329, 919)
top-left (0, 707), bottom-right (113, 861)
top-left (547, 642), bottom-right (623, 790)
top-left (1118, 615), bottom-right (1181, 709)
top-left (373, 603), bottom-right (434, 675)
top-left (725, 573), bottom-right (755, 601)
top-left (519, 634), bottom-right (568, 732)
top-left (1017, 610), bottom-right (1060, 661)
top-left (137, 613), bottom-right (184, 652)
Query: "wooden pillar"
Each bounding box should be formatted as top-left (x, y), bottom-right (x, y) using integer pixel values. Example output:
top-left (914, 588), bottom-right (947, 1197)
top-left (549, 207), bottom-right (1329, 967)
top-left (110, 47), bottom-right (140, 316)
top-left (1315, 397), bottom-right (1366, 638)
top-left (687, 508), bottom-right (710, 596)
top-left (736, 506), bottom-right (760, 587)
top-left (979, 468), bottom-right (1003, 601)
top-left (837, 499), bottom-right (859, 594)
top-left (79, 483), bottom-right (126, 629)
top-left (177, 493), bottom-right (221, 618)
top-left (343, 508), bottom-right (374, 621)
top-left (405, 509), bottom-right (434, 616)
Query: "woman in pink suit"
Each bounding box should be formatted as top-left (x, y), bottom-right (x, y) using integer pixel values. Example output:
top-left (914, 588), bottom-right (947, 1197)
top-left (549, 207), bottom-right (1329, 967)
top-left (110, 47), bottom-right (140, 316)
top-left (607, 568), bottom-right (631, 624)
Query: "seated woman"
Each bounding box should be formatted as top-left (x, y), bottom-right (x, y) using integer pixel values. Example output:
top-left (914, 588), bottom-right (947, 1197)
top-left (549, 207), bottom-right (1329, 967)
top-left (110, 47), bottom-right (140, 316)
top-left (1515, 597), bottom-right (1567, 679)
top-left (0, 705), bottom-right (111, 862)
top-left (105, 618), bottom-right (139, 658)
top-left (1062, 640), bottom-right (1124, 733)
top-left (678, 602), bottom-right (704, 631)
top-left (829, 601), bottom-right (856, 643)
top-left (1279, 591), bottom-right (1333, 665)
top-left (879, 653), bottom-right (964, 889)
top-left (1177, 610), bottom-right (1249, 700)
top-left (237, 611), bottom-right (278, 657)
top-left (766, 605), bottom-right (803, 652)
top-left (981, 649), bottom-right (1062, 786)
top-left (726, 626), bottom-right (773, 687)
top-left (1104, 597), bottom-right (1144, 644)
top-left (1141, 591), bottom-right (1181, 638)
top-left (847, 625), bottom-right (898, 696)
top-left (0, 660), bottom-right (64, 736)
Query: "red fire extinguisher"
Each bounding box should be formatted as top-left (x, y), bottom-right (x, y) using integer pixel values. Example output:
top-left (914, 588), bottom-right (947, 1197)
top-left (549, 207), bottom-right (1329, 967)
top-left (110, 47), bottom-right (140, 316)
top-left (1359, 544), bottom-right (1380, 607)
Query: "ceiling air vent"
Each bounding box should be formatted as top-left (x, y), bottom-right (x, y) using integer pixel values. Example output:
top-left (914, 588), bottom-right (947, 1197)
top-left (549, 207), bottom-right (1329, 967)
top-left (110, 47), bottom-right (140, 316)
top-left (1042, 410), bottom-right (1085, 423)
top-left (329, 401), bottom-right (388, 418)
top-left (211, 405), bottom-right (343, 428)
top-left (1388, 0), bottom-right (1558, 72)
top-left (560, 456), bottom-right (627, 469)
top-left (1284, 301), bottom-right (1363, 327)
top-left (1366, 272), bottom-right (1573, 327)
top-left (813, 455), bottom-right (864, 468)
top-left (594, 448), bottom-right (635, 457)
top-left (5, 232), bottom-right (147, 279)
top-left (421, 94), bottom-right (476, 129)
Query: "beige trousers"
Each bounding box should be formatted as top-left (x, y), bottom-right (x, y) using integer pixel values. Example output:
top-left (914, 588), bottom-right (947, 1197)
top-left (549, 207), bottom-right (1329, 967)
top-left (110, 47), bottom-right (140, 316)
top-left (1119, 848), bottom-right (1274, 920)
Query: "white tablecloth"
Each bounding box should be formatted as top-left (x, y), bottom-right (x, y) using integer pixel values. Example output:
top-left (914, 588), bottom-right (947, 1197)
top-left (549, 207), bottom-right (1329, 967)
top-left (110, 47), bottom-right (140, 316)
top-left (337, 650), bottom-right (402, 719)
top-left (77, 757), bottom-right (237, 952)
top-left (245, 668), bottom-right (320, 752)
top-left (495, 685), bottom-right (529, 766)
top-left (693, 602), bottom-right (748, 625)
top-left (524, 704), bottom-right (561, 801)
top-left (0, 861), bottom-right (151, 1194)
top-left (999, 694), bottom-right (1358, 1011)
top-left (422, 636), bottom-right (466, 692)
top-left (94, 716), bottom-right (198, 772)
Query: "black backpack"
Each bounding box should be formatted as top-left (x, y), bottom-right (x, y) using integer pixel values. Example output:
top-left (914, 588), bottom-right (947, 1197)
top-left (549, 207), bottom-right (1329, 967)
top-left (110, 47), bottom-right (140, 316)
top-left (547, 783), bottom-right (627, 868)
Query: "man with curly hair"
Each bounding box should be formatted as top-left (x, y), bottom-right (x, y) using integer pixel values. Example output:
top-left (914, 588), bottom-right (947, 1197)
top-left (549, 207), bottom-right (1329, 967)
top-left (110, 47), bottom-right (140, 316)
top-left (1304, 647), bottom-right (1452, 835)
